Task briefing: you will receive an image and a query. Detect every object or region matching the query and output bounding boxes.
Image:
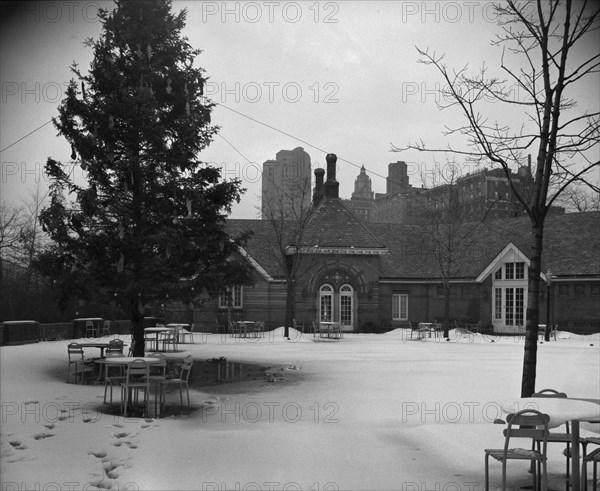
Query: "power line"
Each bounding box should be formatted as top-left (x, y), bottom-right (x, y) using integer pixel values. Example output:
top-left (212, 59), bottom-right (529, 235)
top-left (0, 119), bottom-right (53, 153)
top-left (216, 102), bottom-right (391, 184)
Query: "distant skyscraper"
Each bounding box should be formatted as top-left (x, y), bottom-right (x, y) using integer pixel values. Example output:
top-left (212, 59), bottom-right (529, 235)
top-left (261, 147), bottom-right (311, 219)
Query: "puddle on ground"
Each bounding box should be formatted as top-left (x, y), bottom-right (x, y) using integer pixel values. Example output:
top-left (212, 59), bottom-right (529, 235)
top-left (187, 359), bottom-right (268, 389)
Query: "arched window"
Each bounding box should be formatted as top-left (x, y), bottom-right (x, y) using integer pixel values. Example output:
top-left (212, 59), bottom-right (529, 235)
top-left (319, 284), bottom-right (333, 322)
top-left (339, 284), bottom-right (354, 327)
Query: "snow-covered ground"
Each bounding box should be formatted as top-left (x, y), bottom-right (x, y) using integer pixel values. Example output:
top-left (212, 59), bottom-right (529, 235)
top-left (1, 328), bottom-right (599, 491)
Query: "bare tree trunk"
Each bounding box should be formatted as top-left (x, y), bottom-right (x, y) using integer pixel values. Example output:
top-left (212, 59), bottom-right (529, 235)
top-left (131, 295), bottom-right (145, 357)
top-left (443, 279), bottom-right (450, 338)
top-left (521, 219), bottom-right (544, 397)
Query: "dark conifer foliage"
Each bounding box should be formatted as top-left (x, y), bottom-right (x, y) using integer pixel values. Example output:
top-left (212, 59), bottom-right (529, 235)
top-left (38, 0), bottom-right (253, 355)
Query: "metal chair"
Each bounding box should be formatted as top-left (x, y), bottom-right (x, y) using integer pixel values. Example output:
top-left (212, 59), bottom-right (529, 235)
top-left (120, 359), bottom-right (150, 417)
top-left (179, 324), bottom-right (195, 344)
top-left (583, 447), bottom-right (600, 491)
top-left (147, 353), bottom-right (168, 416)
top-left (99, 320), bottom-right (111, 337)
top-left (85, 320), bottom-right (97, 338)
top-left (292, 318), bottom-right (304, 334)
top-left (159, 328), bottom-right (178, 352)
top-left (484, 409), bottom-right (549, 491)
top-left (103, 352), bottom-right (126, 407)
top-left (531, 389), bottom-right (572, 483)
top-left (312, 321), bottom-right (321, 338)
top-left (158, 355), bottom-right (193, 417)
top-left (67, 342), bottom-right (95, 384)
top-left (106, 338), bottom-right (124, 354)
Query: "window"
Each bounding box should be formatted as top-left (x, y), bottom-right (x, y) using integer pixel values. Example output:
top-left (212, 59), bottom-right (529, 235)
top-left (392, 294), bottom-right (408, 320)
top-left (436, 285), bottom-right (444, 297)
top-left (574, 284), bottom-right (585, 296)
top-left (494, 288), bottom-right (502, 320)
top-left (339, 284), bottom-right (354, 326)
top-left (505, 263), bottom-right (514, 280)
top-left (503, 287), bottom-right (525, 326)
top-left (515, 262), bottom-right (525, 279)
top-left (558, 284), bottom-right (569, 296)
top-left (219, 285), bottom-right (243, 309)
top-left (494, 268), bottom-right (502, 280)
top-left (591, 284), bottom-right (600, 296)
top-left (319, 284), bottom-right (333, 323)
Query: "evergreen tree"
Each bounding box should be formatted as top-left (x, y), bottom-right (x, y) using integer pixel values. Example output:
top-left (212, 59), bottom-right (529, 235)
top-left (39, 0), bottom-right (253, 355)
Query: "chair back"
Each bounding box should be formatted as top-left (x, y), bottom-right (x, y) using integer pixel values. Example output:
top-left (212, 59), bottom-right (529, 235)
top-left (533, 388), bottom-right (567, 398)
top-left (107, 339), bottom-right (124, 354)
top-left (68, 343), bottom-right (84, 362)
top-left (503, 409), bottom-right (550, 454)
top-left (125, 359), bottom-right (149, 382)
top-left (179, 355), bottom-right (194, 381)
top-left (148, 352), bottom-right (168, 375)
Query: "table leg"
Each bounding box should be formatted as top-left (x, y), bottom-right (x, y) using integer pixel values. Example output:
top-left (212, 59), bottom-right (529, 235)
top-left (572, 420), bottom-right (581, 491)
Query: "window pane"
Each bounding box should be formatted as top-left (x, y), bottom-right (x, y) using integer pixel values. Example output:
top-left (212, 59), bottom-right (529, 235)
top-left (515, 262), bottom-right (525, 279)
top-left (494, 288), bottom-right (502, 320)
top-left (505, 288), bottom-right (514, 325)
top-left (399, 295), bottom-right (408, 319)
top-left (515, 288), bottom-right (524, 326)
top-left (392, 295), bottom-right (400, 319)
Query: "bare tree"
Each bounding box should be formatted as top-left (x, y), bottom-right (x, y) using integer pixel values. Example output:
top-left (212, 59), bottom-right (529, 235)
top-left (261, 174), bottom-right (314, 338)
top-left (393, 0), bottom-right (600, 396)
top-left (554, 179), bottom-right (600, 212)
top-left (414, 160), bottom-right (490, 337)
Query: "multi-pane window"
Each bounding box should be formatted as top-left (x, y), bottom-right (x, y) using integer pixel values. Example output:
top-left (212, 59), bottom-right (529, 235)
top-left (494, 288), bottom-right (502, 320)
top-left (505, 263), bottom-right (514, 280)
top-left (319, 284), bottom-right (333, 322)
top-left (219, 285), bottom-right (243, 309)
top-left (340, 285), bottom-right (353, 326)
top-left (392, 294), bottom-right (408, 320)
top-left (495, 268), bottom-right (502, 280)
top-left (515, 262), bottom-right (525, 279)
top-left (500, 287), bottom-right (525, 326)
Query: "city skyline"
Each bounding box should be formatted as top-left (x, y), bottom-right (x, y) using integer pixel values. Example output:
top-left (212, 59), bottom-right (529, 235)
top-left (1, 1), bottom-right (598, 218)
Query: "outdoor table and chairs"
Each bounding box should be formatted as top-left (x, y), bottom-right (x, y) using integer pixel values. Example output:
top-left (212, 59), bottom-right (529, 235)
top-left (144, 325), bottom-right (174, 351)
top-left (166, 323), bottom-right (191, 343)
top-left (96, 356), bottom-right (164, 417)
top-left (318, 321), bottom-right (343, 339)
top-left (499, 396), bottom-right (600, 490)
top-left (414, 322), bottom-right (443, 339)
top-left (74, 317), bottom-right (104, 338)
top-left (230, 320), bottom-right (264, 338)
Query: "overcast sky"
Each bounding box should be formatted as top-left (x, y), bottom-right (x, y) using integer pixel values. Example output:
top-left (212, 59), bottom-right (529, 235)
top-left (1, 1), bottom-right (598, 218)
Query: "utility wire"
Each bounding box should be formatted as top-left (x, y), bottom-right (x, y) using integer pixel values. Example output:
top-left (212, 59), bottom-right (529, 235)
top-left (0, 120), bottom-right (53, 153)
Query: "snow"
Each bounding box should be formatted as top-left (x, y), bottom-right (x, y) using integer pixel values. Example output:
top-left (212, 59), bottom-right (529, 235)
top-left (1, 328), bottom-right (599, 491)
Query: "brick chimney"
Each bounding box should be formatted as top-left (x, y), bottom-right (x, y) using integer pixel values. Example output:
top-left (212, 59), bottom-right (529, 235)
top-left (323, 153), bottom-right (339, 199)
top-left (313, 168), bottom-right (325, 206)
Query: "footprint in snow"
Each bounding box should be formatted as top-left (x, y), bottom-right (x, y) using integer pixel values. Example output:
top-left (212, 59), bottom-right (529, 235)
top-left (33, 432), bottom-right (54, 440)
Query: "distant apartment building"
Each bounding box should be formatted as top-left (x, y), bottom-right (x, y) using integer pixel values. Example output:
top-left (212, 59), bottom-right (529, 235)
top-left (261, 147), bottom-right (312, 219)
top-left (343, 159), bottom-right (561, 224)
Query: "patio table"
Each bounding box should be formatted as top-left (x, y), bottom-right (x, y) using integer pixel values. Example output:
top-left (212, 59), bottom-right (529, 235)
top-left (78, 342), bottom-right (111, 359)
top-left (501, 397), bottom-right (600, 490)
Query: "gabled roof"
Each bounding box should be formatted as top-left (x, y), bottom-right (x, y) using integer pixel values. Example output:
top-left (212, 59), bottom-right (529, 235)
top-left (300, 198), bottom-right (387, 251)
top-left (228, 209), bottom-right (600, 281)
